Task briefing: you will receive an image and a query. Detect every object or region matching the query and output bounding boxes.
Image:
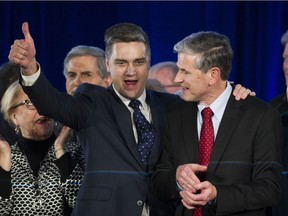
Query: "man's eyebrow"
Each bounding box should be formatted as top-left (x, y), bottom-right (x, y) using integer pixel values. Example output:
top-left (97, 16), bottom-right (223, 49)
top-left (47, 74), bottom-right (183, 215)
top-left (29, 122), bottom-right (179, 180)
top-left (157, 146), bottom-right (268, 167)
top-left (114, 58), bottom-right (127, 61)
top-left (134, 58), bottom-right (147, 61)
top-left (80, 71), bottom-right (93, 74)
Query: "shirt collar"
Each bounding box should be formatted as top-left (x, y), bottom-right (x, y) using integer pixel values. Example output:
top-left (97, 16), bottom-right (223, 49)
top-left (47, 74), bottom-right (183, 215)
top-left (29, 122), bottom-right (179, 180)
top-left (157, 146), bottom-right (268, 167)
top-left (198, 81), bottom-right (232, 121)
top-left (112, 84), bottom-right (147, 109)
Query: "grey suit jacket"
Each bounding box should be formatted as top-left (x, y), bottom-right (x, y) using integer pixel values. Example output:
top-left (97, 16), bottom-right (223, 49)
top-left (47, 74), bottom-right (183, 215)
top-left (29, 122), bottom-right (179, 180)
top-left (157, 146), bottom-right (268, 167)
top-left (152, 93), bottom-right (283, 216)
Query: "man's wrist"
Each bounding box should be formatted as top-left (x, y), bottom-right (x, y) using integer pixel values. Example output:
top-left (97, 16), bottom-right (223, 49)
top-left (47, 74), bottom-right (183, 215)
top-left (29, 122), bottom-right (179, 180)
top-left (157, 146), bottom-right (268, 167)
top-left (21, 62), bottom-right (41, 86)
top-left (20, 58), bottom-right (38, 76)
top-left (209, 185), bottom-right (217, 205)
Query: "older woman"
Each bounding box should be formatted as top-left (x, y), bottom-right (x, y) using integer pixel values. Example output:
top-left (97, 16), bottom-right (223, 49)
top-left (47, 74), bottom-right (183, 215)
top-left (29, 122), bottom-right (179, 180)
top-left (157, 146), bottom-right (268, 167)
top-left (0, 81), bottom-right (83, 215)
top-left (0, 61), bottom-right (20, 144)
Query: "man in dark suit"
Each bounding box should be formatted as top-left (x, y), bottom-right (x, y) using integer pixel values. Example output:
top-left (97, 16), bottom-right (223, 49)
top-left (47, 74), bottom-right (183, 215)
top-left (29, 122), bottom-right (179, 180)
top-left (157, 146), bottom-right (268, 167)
top-left (9, 23), bottom-right (254, 216)
top-left (268, 30), bottom-right (288, 216)
top-left (267, 111), bottom-right (288, 216)
top-left (152, 31), bottom-right (283, 216)
top-left (270, 30), bottom-right (288, 115)
top-left (9, 21), bottom-right (181, 216)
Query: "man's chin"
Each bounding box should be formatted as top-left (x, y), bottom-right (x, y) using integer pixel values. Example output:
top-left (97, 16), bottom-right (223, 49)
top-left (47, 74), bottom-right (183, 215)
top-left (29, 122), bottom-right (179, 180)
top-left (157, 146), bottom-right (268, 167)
top-left (181, 94), bottom-right (194, 102)
top-left (123, 88), bottom-right (143, 99)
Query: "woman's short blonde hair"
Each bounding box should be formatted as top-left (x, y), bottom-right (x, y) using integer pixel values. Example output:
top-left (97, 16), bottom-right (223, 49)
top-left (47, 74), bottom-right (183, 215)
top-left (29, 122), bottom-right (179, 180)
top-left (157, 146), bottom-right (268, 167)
top-left (1, 81), bottom-right (23, 126)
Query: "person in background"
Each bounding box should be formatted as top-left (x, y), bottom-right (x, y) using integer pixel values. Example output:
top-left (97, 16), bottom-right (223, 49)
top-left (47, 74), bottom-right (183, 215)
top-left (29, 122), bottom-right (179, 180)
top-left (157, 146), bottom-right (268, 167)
top-left (268, 29), bottom-right (288, 216)
top-left (0, 62), bottom-right (20, 144)
top-left (272, 111), bottom-right (288, 216)
top-left (63, 45), bottom-right (111, 95)
top-left (152, 31), bottom-right (282, 216)
top-left (146, 78), bottom-right (166, 93)
top-left (0, 81), bottom-right (83, 215)
top-left (148, 61), bottom-right (182, 94)
top-left (9, 22), bottom-right (253, 216)
top-left (59, 44), bottom-right (112, 164)
top-left (270, 30), bottom-right (288, 115)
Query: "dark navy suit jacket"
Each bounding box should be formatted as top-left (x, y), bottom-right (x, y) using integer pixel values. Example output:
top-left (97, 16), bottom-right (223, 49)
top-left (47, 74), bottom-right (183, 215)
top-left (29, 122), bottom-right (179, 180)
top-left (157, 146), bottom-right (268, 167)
top-left (22, 72), bottom-right (180, 216)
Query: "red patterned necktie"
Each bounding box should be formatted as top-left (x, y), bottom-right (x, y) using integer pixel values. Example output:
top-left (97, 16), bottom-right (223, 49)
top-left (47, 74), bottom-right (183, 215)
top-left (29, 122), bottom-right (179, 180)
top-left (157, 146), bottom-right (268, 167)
top-left (193, 107), bottom-right (214, 216)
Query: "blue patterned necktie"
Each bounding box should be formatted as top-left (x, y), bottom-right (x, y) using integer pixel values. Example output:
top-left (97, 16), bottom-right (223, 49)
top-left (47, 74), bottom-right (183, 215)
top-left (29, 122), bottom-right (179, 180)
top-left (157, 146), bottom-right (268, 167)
top-left (129, 99), bottom-right (155, 165)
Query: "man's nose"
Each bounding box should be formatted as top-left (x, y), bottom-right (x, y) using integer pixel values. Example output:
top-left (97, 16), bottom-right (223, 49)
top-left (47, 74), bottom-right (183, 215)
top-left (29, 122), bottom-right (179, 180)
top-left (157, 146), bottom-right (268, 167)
top-left (126, 64), bottom-right (136, 75)
top-left (73, 76), bottom-right (83, 85)
top-left (174, 71), bottom-right (183, 83)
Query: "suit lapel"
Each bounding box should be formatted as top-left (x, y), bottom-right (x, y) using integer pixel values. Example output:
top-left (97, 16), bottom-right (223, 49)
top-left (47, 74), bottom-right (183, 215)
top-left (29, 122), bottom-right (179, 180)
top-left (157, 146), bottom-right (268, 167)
top-left (107, 86), bottom-right (144, 167)
top-left (182, 102), bottom-right (199, 163)
top-left (209, 94), bottom-right (244, 173)
top-left (146, 91), bottom-right (165, 168)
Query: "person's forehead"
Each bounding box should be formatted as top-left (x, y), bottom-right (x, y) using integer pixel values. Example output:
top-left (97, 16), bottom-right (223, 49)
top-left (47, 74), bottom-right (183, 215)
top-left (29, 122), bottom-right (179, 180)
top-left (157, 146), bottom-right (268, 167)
top-left (15, 90), bottom-right (27, 102)
top-left (112, 42), bottom-right (146, 52)
top-left (153, 68), bottom-right (173, 79)
top-left (67, 56), bottom-right (98, 71)
top-left (109, 42), bottom-right (148, 62)
top-left (69, 55), bottom-right (97, 64)
top-left (177, 53), bottom-right (196, 64)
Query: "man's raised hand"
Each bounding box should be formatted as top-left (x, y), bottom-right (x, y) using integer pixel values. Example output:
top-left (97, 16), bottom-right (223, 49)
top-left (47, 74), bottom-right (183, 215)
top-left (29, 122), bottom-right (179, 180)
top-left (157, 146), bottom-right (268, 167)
top-left (8, 22), bottom-right (37, 75)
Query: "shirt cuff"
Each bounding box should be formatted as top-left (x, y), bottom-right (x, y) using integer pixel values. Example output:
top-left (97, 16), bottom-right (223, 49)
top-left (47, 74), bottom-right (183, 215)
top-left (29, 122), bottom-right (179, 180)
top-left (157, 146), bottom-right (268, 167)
top-left (21, 62), bottom-right (41, 86)
top-left (176, 180), bottom-right (184, 191)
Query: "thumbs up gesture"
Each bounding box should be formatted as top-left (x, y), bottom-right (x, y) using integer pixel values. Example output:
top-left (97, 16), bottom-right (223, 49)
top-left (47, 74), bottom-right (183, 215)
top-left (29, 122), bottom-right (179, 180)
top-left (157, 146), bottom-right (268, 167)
top-left (8, 22), bottom-right (37, 75)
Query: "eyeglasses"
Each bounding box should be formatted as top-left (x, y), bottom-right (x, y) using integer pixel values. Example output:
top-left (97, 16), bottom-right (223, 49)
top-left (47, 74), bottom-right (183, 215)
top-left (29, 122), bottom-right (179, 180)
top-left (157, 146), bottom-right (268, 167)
top-left (11, 99), bottom-right (36, 110)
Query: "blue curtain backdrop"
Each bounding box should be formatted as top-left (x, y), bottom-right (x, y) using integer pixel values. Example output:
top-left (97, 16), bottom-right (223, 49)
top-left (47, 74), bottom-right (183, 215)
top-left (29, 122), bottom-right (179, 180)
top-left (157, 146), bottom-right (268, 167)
top-left (0, 1), bottom-right (287, 101)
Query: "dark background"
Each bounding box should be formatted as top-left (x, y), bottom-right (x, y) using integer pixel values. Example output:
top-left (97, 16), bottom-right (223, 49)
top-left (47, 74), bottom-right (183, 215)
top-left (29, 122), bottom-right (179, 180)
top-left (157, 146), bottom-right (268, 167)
top-left (1, 1), bottom-right (287, 101)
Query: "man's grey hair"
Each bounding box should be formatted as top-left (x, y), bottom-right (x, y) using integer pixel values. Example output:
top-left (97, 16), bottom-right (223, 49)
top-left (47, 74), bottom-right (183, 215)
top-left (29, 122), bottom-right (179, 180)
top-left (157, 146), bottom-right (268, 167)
top-left (173, 31), bottom-right (233, 80)
top-left (63, 45), bottom-right (109, 79)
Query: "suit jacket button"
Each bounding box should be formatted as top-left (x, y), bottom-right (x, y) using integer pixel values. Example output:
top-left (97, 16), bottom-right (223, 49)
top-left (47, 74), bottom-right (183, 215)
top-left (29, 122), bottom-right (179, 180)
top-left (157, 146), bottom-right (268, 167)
top-left (137, 200), bottom-right (143, 206)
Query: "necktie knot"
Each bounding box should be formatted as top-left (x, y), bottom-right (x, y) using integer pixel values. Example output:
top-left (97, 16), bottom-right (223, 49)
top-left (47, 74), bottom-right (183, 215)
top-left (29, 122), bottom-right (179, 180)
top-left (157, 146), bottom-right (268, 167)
top-left (201, 107), bottom-right (213, 120)
top-left (129, 99), bottom-right (141, 110)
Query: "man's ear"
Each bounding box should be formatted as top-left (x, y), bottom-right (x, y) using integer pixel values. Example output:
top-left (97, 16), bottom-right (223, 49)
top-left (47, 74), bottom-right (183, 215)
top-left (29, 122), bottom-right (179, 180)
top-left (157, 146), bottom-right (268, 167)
top-left (104, 76), bottom-right (112, 87)
top-left (208, 67), bottom-right (220, 86)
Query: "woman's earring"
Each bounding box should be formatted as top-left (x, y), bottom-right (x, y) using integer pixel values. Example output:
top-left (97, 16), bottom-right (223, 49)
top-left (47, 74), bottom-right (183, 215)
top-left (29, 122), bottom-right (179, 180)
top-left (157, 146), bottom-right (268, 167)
top-left (15, 126), bottom-right (20, 135)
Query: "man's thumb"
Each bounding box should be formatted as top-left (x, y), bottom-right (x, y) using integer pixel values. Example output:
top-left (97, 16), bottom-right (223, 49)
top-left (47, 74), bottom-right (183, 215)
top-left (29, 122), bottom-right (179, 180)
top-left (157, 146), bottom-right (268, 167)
top-left (22, 22), bottom-right (33, 42)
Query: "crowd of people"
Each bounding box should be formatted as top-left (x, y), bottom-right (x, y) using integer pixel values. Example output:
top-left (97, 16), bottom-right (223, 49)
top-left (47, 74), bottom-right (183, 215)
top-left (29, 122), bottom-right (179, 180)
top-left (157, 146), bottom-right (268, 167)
top-left (0, 21), bottom-right (285, 216)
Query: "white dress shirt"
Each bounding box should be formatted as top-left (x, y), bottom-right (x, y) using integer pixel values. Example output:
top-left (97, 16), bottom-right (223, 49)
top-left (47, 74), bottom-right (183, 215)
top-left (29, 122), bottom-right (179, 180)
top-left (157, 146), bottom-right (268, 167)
top-left (197, 82), bottom-right (232, 140)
